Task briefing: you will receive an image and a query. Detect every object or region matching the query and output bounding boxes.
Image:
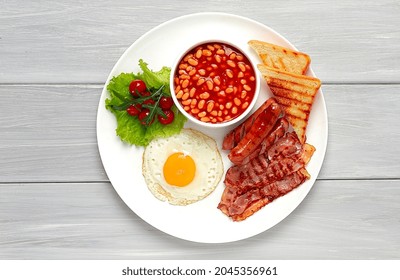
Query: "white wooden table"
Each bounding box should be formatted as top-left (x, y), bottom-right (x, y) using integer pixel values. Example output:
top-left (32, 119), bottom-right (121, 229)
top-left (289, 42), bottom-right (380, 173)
top-left (1, 0), bottom-right (399, 259)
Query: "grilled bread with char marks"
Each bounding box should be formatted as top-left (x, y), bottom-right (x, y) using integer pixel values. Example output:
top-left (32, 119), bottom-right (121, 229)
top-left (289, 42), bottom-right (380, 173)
top-left (249, 40), bottom-right (311, 75)
top-left (257, 65), bottom-right (321, 143)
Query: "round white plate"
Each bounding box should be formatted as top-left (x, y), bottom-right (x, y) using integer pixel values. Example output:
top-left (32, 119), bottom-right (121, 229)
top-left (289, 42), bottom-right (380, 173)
top-left (97, 12), bottom-right (328, 243)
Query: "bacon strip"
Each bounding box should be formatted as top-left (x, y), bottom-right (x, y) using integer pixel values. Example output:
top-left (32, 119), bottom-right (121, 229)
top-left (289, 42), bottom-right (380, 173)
top-left (219, 98), bottom-right (316, 222)
top-left (225, 132), bottom-right (305, 190)
top-left (218, 169), bottom-right (310, 221)
top-left (219, 130), bottom-right (315, 221)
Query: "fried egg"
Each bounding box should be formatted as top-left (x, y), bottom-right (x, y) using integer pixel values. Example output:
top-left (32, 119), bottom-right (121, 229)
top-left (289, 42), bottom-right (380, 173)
top-left (142, 129), bottom-right (224, 206)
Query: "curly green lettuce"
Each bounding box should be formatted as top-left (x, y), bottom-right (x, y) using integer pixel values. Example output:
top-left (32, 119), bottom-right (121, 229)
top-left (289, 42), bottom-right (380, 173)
top-left (105, 59), bottom-right (187, 146)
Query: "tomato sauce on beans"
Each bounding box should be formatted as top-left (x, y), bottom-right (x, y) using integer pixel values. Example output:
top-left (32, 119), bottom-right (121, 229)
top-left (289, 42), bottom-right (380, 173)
top-left (173, 42), bottom-right (256, 124)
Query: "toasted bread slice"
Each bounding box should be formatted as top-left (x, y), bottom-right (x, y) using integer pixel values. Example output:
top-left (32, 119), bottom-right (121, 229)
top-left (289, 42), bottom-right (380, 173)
top-left (278, 103), bottom-right (309, 142)
top-left (301, 143), bottom-right (316, 166)
top-left (257, 65), bottom-right (321, 143)
top-left (249, 40), bottom-right (311, 75)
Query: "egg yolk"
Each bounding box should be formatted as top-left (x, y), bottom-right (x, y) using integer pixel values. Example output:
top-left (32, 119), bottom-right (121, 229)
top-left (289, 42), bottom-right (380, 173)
top-left (163, 152), bottom-right (196, 187)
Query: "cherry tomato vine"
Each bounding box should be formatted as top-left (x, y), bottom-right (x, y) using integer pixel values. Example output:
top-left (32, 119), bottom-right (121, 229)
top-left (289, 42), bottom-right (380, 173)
top-left (110, 79), bottom-right (175, 126)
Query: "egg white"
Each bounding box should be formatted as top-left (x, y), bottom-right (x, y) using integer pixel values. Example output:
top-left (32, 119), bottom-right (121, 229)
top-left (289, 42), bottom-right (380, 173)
top-left (142, 129), bottom-right (224, 206)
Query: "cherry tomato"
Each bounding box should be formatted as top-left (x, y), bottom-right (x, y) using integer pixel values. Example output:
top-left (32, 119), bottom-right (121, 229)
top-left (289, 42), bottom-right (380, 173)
top-left (143, 99), bottom-right (155, 105)
top-left (159, 96), bottom-right (174, 109)
top-left (129, 80), bottom-right (146, 97)
top-left (126, 104), bottom-right (141, 116)
top-left (158, 109), bottom-right (175, 125)
top-left (141, 91), bottom-right (151, 97)
top-left (138, 109), bottom-right (154, 126)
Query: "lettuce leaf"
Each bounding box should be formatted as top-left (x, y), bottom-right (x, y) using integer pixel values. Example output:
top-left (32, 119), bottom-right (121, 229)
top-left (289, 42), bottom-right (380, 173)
top-left (105, 60), bottom-right (187, 146)
top-left (136, 59), bottom-right (171, 95)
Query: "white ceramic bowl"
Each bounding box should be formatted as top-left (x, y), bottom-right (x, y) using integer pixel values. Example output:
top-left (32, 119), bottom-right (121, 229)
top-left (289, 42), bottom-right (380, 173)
top-left (170, 39), bottom-right (260, 128)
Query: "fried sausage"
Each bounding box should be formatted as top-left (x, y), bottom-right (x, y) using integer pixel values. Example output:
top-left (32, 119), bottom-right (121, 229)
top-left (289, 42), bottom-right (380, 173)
top-left (228, 101), bottom-right (282, 165)
top-left (222, 98), bottom-right (276, 150)
top-left (241, 117), bottom-right (289, 164)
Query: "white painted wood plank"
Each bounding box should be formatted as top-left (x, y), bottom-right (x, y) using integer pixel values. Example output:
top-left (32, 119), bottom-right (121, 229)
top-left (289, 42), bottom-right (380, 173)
top-left (1, 84), bottom-right (399, 182)
top-left (0, 0), bottom-right (397, 263)
top-left (0, 0), bottom-right (399, 83)
top-left (319, 84), bottom-right (400, 179)
top-left (0, 180), bottom-right (399, 259)
top-left (0, 85), bottom-right (108, 182)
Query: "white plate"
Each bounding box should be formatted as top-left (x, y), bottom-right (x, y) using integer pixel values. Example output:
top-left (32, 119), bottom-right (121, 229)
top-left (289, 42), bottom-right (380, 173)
top-left (96, 12), bottom-right (328, 243)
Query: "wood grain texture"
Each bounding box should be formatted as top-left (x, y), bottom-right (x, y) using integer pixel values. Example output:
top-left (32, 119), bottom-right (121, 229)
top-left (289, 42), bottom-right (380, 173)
top-left (0, 180), bottom-right (399, 260)
top-left (0, 0), bottom-right (399, 83)
top-left (1, 84), bottom-right (399, 182)
top-left (1, 0), bottom-right (399, 260)
top-left (320, 84), bottom-right (400, 179)
top-left (0, 85), bottom-right (108, 182)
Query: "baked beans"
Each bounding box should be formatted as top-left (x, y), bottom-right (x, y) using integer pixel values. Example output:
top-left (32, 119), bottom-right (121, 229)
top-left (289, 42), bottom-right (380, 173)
top-left (173, 42), bottom-right (256, 124)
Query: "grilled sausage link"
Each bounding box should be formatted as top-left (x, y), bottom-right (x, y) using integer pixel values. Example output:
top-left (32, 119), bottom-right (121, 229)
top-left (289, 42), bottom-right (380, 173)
top-left (222, 98), bottom-right (276, 150)
top-left (241, 117), bottom-right (289, 164)
top-left (228, 101), bottom-right (281, 165)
